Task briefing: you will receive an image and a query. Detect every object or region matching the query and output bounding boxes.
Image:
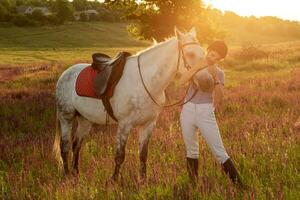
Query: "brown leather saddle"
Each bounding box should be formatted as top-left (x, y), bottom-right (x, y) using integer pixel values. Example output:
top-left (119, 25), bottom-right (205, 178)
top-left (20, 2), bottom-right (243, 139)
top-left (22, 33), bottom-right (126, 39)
top-left (91, 51), bottom-right (132, 121)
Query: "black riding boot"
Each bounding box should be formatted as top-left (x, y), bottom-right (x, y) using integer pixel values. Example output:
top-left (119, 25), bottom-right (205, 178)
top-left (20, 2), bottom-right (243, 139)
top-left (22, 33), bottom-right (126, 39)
top-left (187, 157), bottom-right (198, 183)
top-left (222, 158), bottom-right (245, 187)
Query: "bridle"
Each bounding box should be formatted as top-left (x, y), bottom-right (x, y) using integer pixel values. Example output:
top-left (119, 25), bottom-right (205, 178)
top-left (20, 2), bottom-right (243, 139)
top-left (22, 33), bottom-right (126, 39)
top-left (179, 41), bottom-right (200, 71)
top-left (137, 40), bottom-right (203, 108)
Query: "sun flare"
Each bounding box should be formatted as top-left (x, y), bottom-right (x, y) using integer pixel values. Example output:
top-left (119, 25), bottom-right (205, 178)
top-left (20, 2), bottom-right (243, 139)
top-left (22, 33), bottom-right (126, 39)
top-left (204, 0), bottom-right (300, 21)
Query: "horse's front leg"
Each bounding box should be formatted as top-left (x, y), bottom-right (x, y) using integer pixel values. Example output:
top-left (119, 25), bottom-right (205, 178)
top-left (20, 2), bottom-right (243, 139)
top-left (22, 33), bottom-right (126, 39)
top-left (139, 119), bottom-right (156, 180)
top-left (112, 123), bottom-right (132, 181)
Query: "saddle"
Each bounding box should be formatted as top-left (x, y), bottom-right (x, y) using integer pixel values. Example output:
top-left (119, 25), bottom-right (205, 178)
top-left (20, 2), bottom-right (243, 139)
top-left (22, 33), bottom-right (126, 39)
top-left (76, 51), bottom-right (132, 121)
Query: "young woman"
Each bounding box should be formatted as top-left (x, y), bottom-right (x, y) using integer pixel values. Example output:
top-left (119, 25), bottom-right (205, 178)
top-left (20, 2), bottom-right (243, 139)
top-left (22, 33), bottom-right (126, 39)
top-left (177, 41), bottom-right (244, 186)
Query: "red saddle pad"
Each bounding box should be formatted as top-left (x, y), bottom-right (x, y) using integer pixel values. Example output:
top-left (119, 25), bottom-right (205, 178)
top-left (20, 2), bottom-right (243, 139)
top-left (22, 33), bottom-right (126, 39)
top-left (75, 66), bottom-right (98, 98)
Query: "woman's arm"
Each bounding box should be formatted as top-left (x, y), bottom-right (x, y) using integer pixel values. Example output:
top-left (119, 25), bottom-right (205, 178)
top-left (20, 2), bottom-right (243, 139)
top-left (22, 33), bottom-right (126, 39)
top-left (176, 59), bottom-right (208, 87)
top-left (209, 65), bottom-right (224, 109)
top-left (213, 83), bottom-right (224, 108)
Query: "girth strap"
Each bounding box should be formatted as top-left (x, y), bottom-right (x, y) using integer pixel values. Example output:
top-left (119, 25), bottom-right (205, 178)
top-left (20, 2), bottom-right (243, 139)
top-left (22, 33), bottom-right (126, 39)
top-left (97, 51), bottom-right (132, 122)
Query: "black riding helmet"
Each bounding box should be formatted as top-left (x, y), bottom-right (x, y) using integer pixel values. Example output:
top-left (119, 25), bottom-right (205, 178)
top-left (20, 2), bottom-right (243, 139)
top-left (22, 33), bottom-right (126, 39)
top-left (207, 40), bottom-right (228, 59)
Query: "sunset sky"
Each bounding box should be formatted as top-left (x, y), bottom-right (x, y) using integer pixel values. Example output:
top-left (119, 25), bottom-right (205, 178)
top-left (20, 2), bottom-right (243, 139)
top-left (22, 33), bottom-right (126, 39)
top-left (203, 0), bottom-right (300, 21)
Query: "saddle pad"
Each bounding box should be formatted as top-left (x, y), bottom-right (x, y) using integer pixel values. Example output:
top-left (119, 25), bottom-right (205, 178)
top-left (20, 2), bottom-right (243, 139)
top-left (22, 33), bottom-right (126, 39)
top-left (75, 66), bottom-right (98, 98)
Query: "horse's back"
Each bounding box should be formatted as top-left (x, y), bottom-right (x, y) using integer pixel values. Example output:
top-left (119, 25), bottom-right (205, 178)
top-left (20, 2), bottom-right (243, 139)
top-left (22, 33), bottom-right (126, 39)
top-left (56, 63), bottom-right (90, 114)
top-left (55, 57), bottom-right (158, 126)
top-left (56, 63), bottom-right (117, 124)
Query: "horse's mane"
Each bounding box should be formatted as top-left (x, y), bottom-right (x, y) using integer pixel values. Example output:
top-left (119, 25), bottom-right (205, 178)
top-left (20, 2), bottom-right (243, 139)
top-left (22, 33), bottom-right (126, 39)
top-left (135, 37), bottom-right (177, 56)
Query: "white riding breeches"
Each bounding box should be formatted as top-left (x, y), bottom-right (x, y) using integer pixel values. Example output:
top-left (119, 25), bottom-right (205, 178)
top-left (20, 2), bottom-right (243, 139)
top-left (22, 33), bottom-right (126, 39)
top-left (180, 102), bottom-right (229, 164)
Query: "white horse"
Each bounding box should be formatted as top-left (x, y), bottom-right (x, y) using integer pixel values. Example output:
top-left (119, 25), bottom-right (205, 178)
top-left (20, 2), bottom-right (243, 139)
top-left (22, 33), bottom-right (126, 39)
top-left (53, 27), bottom-right (205, 181)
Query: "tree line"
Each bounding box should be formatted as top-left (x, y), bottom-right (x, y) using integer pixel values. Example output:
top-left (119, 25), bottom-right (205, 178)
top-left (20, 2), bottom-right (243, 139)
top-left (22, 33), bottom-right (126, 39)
top-left (0, 0), bottom-right (299, 44)
top-left (0, 0), bottom-right (129, 26)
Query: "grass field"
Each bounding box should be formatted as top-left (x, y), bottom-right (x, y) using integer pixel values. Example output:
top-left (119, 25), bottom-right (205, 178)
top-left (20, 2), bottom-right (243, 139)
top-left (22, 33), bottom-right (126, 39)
top-left (0, 22), bottom-right (149, 67)
top-left (0, 22), bottom-right (300, 199)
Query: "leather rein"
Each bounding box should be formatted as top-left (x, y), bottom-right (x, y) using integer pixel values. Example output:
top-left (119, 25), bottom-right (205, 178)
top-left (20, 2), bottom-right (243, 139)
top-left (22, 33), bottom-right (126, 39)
top-left (137, 40), bottom-right (201, 108)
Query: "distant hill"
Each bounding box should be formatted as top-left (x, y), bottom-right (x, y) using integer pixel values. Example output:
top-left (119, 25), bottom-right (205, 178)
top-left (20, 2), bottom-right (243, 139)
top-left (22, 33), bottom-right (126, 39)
top-left (0, 22), bottom-right (149, 66)
top-left (0, 22), bottom-right (148, 49)
top-left (1, 19), bottom-right (299, 50)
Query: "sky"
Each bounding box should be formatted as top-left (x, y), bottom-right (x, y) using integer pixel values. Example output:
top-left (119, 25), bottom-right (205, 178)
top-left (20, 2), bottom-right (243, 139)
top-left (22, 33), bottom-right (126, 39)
top-left (203, 0), bottom-right (300, 22)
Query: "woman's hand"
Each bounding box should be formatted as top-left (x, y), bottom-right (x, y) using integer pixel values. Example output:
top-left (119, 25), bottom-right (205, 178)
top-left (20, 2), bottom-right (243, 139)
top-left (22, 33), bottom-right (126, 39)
top-left (207, 64), bottom-right (218, 82)
top-left (176, 58), bottom-right (208, 87)
top-left (196, 58), bottom-right (208, 71)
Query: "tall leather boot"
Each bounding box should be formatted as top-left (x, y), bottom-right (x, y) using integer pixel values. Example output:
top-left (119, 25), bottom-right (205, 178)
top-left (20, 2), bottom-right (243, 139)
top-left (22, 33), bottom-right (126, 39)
top-left (222, 158), bottom-right (245, 188)
top-left (187, 157), bottom-right (198, 183)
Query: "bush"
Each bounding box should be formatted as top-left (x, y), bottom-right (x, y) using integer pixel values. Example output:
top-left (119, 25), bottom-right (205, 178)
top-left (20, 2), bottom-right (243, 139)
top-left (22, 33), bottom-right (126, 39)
top-left (28, 10), bottom-right (48, 26)
top-left (12, 15), bottom-right (38, 27)
top-left (89, 13), bottom-right (97, 21)
top-left (236, 45), bottom-right (269, 60)
top-left (30, 10), bottom-right (46, 21)
top-left (79, 12), bottom-right (87, 21)
top-left (46, 15), bottom-right (60, 25)
top-left (54, 0), bottom-right (74, 24)
top-left (96, 9), bottom-right (122, 22)
top-left (127, 23), bottom-right (144, 40)
top-left (0, 4), bottom-right (10, 22)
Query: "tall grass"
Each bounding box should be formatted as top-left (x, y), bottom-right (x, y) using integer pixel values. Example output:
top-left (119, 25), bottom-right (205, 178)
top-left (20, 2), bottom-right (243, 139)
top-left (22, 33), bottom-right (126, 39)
top-left (0, 39), bottom-right (300, 199)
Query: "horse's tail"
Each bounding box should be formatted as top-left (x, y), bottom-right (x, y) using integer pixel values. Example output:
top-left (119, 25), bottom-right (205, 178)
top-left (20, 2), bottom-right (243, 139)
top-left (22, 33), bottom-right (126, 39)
top-left (53, 110), bottom-right (63, 167)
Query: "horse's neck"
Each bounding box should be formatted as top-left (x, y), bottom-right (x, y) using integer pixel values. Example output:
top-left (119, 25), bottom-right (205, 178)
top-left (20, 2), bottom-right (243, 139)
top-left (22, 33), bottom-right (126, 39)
top-left (139, 38), bottom-right (179, 95)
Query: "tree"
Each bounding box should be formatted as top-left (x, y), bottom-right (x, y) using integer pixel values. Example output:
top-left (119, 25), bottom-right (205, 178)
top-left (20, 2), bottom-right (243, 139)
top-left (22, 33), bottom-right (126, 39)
top-left (54, 0), bottom-right (74, 24)
top-left (0, 0), bottom-right (16, 21)
top-left (126, 0), bottom-right (218, 42)
top-left (29, 9), bottom-right (48, 25)
top-left (0, 4), bottom-right (9, 21)
top-left (72, 0), bottom-right (87, 11)
top-left (0, 0), bottom-right (16, 12)
top-left (24, 0), bottom-right (47, 6)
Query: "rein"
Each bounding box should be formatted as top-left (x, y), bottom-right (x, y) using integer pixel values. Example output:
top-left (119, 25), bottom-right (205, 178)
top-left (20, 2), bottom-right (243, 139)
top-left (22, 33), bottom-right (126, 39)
top-left (137, 40), bottom-right (201, 108)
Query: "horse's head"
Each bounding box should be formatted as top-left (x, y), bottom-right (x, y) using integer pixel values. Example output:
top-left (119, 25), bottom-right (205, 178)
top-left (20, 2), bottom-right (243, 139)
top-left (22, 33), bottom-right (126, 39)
top-left (175, 27), bottom-right (205, 75)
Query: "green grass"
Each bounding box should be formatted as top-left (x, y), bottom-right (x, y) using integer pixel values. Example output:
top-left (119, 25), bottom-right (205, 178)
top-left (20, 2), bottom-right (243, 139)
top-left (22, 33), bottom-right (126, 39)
top-left (0, 22), bottom-right (149, 48)
top-left (0, 22), bottom-right (300, 199)
top-left (0, 22), bottom-right (149, 67)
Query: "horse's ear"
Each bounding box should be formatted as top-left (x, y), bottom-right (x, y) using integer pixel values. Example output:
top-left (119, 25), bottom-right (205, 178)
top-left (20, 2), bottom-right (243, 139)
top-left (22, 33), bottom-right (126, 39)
top-left (175, 26), bottom-right (184, 40)
top-left (189, 27), bottom-right (197, 38)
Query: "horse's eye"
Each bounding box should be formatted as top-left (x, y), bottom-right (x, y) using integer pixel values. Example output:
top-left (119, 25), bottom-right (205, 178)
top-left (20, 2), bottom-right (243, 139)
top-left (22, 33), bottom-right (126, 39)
top-left (186, 52), bottom-right (196, 60)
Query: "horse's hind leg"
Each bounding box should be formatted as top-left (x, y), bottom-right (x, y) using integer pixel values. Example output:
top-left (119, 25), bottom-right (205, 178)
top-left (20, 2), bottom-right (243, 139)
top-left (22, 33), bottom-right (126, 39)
top-left (58, 111), bottom-right (75, 175)
top-left (72, 116), bottom-right (92, 175)
top-left (112, 123), bottom-right (132, 181)
top-left (139, 119), bottom-right (156, 180)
